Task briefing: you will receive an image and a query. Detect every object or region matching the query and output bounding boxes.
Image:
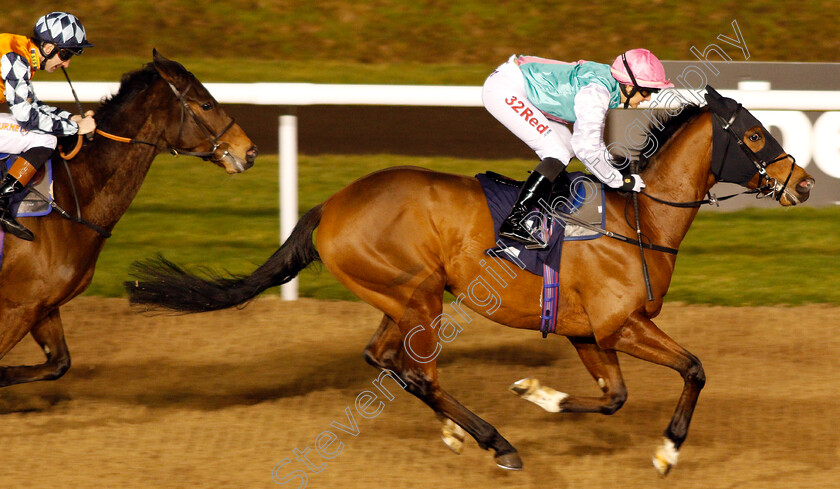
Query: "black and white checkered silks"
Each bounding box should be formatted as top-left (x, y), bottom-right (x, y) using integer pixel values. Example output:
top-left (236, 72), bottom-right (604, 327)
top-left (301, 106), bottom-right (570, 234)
top-left (0, 53), bottom-right (76, 135)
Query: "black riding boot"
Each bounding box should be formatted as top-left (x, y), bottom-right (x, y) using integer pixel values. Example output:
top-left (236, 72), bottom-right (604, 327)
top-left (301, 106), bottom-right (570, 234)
top-left (0, 173), bottom-right (34, 241)
top-left (498, 170), bottom-right (554, 248)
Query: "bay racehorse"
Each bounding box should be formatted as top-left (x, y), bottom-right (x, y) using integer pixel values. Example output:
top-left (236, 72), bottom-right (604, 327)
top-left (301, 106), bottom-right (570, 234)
top-left (125, 90), bottom-right (813, 476)
top-left (0, 51), bottom-right (256, 391)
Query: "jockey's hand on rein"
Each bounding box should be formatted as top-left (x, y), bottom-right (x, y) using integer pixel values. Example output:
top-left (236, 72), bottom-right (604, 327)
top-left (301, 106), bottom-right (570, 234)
top-left (618, 174), bottom-right (645, 192)
top-left (71, 113), bottom-right (97, 135)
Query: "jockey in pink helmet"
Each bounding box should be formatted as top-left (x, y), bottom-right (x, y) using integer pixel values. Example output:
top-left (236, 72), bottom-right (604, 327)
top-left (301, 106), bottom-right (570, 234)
top-left (482, 48), bottom-right (673, 248)
top-left (611, 48), bottom-right (674, 108)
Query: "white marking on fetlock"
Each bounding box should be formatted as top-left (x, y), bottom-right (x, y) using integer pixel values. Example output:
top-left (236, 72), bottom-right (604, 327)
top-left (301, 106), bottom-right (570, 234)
top-left (441, 418), bottom-right (467, 454)
top-left (652, 438), bottom-right (679, 476)
top-left (597, 377), bottom-right (607, 390)
top-left (528, 386), bottom-right (568, 413)
top-left (509, 378), bottom-right (568, 413)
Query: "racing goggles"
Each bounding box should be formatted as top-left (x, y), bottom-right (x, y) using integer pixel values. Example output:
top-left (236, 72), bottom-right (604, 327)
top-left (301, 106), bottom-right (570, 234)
top-left (57, 47), bottom-right (84, 61)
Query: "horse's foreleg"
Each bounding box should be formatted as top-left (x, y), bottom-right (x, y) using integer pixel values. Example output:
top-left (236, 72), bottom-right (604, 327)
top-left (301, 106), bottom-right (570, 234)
top-left (0, 309), bottom-right (70, 387)
top-left (599, 311), bottom-right (705, 477)
top-left (509, 338), bottom-right (627, 414)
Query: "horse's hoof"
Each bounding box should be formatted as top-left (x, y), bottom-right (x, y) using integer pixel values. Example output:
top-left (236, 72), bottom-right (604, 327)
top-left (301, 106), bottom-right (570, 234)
top-left (494, 451), bottom-right (523, 471)
top-left (652, 438), bottom-right (679, 477)
top-left (508, 378), bottom-right (567, 413)
top-left (440, 418), bottom-right (466, 454)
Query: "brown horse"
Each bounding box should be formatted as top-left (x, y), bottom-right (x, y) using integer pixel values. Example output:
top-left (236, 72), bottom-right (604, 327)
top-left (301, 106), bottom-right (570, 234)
top-left (125, 98), bottom-right (814, 476)
top-left (0, 51), bottom-right (256, 390)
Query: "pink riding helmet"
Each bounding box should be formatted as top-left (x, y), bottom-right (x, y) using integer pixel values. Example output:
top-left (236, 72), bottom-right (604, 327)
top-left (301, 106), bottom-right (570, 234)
top-left (610, 48), bottom-right (674, 89)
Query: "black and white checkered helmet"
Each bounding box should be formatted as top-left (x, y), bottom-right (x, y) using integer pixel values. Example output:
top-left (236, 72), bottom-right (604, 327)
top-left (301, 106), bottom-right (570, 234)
top-left (33, 12), bottom-right (94, 49)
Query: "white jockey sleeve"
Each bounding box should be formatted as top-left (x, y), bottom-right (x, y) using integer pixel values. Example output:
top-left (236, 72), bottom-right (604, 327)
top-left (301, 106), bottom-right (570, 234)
top-left (1, 52), bottom-right (79, 136)
top-left (570, 84), bottom-right (624, 188)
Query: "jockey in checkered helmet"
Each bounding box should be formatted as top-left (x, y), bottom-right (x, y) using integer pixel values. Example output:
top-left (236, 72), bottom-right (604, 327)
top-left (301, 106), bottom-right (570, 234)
top-left (0, 12), bottom-right (96, 241)
top-left (33, 12), bottom-right (94, 59)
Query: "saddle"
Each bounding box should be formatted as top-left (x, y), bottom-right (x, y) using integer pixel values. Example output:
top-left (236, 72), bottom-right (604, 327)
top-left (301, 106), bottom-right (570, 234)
top-left (476, 170), bottom-right (605, 337)
top-left (476, 170), bottom-right (605, 277)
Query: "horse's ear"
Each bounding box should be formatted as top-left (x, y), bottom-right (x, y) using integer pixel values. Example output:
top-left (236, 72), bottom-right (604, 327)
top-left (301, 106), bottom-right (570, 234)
top-left (704, 84), bottom-right (739, 118)
top-left (152, 49), bottom-right (189, 87)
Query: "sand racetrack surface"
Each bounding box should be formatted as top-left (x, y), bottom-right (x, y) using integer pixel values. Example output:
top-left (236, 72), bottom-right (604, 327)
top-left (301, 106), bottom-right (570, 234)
top-left (1, 297), bottom-right (838, 488)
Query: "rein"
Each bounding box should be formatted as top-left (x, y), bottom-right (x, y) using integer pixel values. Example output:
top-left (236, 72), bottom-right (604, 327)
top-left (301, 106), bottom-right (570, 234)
top-left (640, 188), bottom-right (757, 208)
top-left (551, 208), bottom-right (679, 255)
top-left (59, 129), bottom-right (157, 160)
top-left (95, 128), bottom-right (158, 147)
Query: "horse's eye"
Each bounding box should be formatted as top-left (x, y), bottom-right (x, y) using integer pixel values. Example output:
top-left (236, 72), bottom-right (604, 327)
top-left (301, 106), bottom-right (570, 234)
top-left (201, 103), bottom-right (213, 111)
top-left (749, 133), bottom-right (761, 142)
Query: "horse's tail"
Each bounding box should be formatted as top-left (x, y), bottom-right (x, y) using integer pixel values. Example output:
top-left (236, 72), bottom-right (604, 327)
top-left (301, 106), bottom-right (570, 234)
top-left (124, 204), bottom-right (323, 312)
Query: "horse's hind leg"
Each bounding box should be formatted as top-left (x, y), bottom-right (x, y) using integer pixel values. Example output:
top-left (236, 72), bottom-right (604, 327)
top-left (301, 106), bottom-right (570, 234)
top-left (364, 314), bottom-right (468, 455)
top-left (363, 274), bottom-right (522, 469)
top-left (0, 309), bottom-right (71, 387)
top-left (510, 337), bottom-right (627, 414)
top-left (363, 315), bottom-right (404, 372)
top-left (599, 311), bottom-right (705, 476)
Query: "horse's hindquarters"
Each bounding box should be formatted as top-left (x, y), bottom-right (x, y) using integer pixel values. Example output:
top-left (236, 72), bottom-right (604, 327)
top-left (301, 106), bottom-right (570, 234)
top-left (316, 167), bottom-right (475, 318)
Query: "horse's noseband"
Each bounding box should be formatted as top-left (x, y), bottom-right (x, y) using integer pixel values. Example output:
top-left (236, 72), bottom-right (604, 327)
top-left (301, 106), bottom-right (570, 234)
top-left (165, 81), bottom-right (237, 162)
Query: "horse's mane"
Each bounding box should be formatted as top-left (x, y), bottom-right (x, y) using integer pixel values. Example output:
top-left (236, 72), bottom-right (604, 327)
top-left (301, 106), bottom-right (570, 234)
top-left (610, 104), bottom-right (708, 172)
top-left (95, 63), bottom-right (161, 129)
top-left (636, 104), bottom-right (708, 171)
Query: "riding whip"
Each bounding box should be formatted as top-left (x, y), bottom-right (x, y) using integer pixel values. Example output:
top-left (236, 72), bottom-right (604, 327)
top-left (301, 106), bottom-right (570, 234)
top-left (61, 67), bottom-right (94, 141)
top-left (631, 162), bottom-right (655, 301)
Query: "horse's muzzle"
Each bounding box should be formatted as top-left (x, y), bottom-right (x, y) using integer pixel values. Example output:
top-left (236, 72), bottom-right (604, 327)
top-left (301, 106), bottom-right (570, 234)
top-left (794, 177), bottom-right (815, 204)
top-left (216, 144), bottom-right (257, 173)
top-left (245, 145), bottom-right (258, 167)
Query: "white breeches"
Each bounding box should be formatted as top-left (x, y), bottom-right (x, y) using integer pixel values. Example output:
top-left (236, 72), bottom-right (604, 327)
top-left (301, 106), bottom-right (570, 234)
top-left (482, 57), bottom-right (574, 163)
top-left (0, 113), bottom-right (57, 155)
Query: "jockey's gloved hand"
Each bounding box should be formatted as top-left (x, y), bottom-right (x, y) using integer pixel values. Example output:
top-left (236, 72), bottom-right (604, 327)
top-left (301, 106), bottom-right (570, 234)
top-left (618, 174), bottom-right (645, 192)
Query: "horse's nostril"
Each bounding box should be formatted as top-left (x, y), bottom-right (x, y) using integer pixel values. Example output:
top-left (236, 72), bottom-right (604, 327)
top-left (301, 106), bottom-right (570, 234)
top-left (797, 178), bottom-right (814, 193)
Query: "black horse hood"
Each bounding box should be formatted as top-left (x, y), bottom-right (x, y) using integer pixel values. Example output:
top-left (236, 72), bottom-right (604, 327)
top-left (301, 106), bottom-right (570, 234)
top-left (704, 85), bottom-right (785, 185)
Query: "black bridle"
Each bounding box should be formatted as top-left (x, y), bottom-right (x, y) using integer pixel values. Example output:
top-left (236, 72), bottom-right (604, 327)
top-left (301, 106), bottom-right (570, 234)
top-left (164, 81), bottom-right (237, 162)
top-left (641, 106), bottom-right (797, 208)
top-left (710, 106), bottom-right (796, 202)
